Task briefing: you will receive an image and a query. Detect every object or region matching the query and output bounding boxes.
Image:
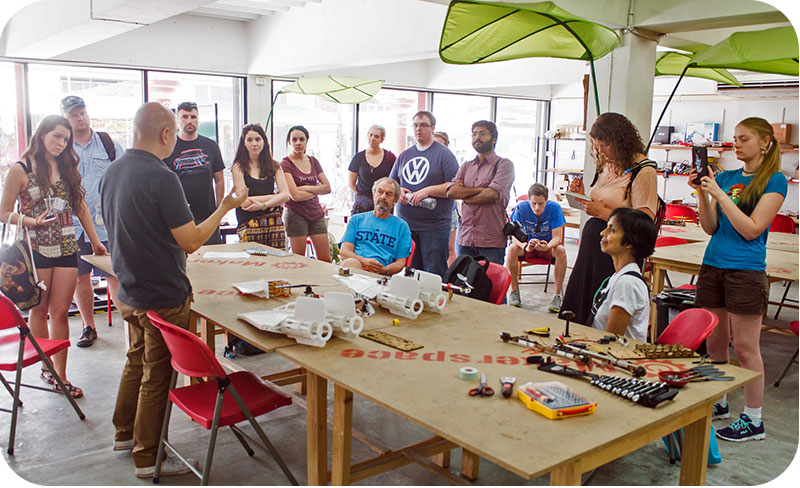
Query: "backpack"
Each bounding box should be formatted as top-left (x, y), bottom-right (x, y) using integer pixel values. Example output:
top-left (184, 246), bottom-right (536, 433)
top-left (97, 131), bottom-right (117, 161)
top-left (625, 159), bottom-right (666, 232)
top-left (443, 255), bottom-right (493, 302)
top-left (589, 270), bottom-right (649, 325)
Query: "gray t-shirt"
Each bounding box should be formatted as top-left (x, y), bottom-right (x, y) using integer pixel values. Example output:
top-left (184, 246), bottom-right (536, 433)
top-left (389, 142), bottom-right (458, 232)
top-left (100, 148), bottom-right (194, 309)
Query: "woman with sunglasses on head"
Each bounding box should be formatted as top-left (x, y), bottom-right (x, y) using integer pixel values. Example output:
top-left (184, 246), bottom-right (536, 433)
top-left (1, 115), bottom-right (107, 399)
top-left (281, 125), bottom-right (332, 262)
top-left (559, 112), bottom-right (658, 326)
top-left (690, 117), bottom-right (786, 442)
top-left (231, 124), bottom-right (290, 249)
top-left (348, 125), bottom-right (396, 215)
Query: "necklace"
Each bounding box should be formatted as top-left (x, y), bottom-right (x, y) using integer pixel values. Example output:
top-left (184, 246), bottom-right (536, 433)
top-left (741, 169), bottom-right (756, 176)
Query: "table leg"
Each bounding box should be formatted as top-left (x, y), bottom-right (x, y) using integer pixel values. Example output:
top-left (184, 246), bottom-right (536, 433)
top-left (679, 412), bottom-right (711, 485)
top-left (332, 385), bottom-right (353, 485)
top-left (432, 451), bottom-right (451, 468)
top-left (307, 372), bottom-right (328, 485)
top-left (461, 449), bottom-right (479, 480)
top-left (650, 264), bottom-right (667, 343)
top-left (550, 462), bottom-right (581, 485)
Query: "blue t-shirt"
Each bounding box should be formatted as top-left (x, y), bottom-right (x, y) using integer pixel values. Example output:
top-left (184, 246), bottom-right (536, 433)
top-left (703, 170), bottom-right (788, 271)
top-left (340, 212), bottom-right (413, 267)
top-left (389, 142), bottom-right (459, 232)
top-left (510, 200), bottom-right (566, 241)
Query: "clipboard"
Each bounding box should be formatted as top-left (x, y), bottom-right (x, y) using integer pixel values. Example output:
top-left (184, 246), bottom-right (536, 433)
top-left (565, 191), bottom-right (591, 210)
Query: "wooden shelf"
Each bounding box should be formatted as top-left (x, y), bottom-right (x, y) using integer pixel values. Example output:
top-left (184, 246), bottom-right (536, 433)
top-left (650, 143), bottom-right (798, 154)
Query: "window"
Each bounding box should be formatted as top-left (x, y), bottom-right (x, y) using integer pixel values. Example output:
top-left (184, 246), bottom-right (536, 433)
top-left (495, 98), bottom-right (548, 198)
top-left (0, 62), bottom-right (21, 184)
top-left (147, 71), bottom-right (244, 165)
top-left (272, 80), bottom-right (356, 212)
top-left (431, 93), bottom-right (492, 164)
top-left (357, 88), bottom-right (429, 156)
top-left (27, 64), bottom-right (143, 150)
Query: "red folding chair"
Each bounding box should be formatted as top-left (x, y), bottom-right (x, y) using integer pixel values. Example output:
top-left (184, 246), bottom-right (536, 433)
top-left (479, 260), bottom-right (512, 305)
top-left (774, 321), bottom-right (798, 387)
top-left (406, 240), bottom-right (416, 268)
top-left (652, 236), bottom-right (695, 289)
top-left (517, 227), bottom-right (564, 292)
top-left (665, 204), bottom-right (697, 223)
top-left (0, 295), bottom-right (85, 455)
top-left (146, 311), bottom-right (297, 485)
top-left (769, 214), bottom-right (795, 234)
top-left (656, 308), bottom-right (719, 352)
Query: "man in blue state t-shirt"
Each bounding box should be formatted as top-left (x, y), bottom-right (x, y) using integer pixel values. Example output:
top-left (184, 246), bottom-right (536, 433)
top-left (389, 111), bottom-right (459, 278)
top-left (340, 177), bottom-right (412, 275)
top-left (505, 183), bottom-right (567, 312)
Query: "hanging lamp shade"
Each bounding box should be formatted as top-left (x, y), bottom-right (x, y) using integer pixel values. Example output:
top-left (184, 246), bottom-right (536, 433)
top-left (280, 76), bottom-right (384, 104)
top-left (655, 51), bottom-right (741, 86)
top-left (689, 26), bottom-right (798, 76)
top-left (439, 0), bottom-right (619, 64)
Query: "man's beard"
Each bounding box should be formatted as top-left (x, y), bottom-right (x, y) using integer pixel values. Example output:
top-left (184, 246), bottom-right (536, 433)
top-left (473, 140), bottom-right (492, 153)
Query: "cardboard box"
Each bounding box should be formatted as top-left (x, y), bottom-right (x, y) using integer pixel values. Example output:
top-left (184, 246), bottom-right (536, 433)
top-left (772, 123), bottom-right (791, 144)
top-left (654, 126), bottom-right (674, 144)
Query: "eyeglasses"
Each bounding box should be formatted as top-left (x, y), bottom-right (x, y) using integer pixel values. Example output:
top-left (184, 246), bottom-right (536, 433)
top-left (534, 221), bottom-right (542, 234)
top-left (177, 101), bottom-right (198, 111)
top-left (412, 123), bottom-right (432, 128)
top-left (60, 95), bottom-right (85, 113)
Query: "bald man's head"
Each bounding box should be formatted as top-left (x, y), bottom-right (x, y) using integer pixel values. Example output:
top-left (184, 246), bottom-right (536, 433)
top-left (132, 102), bottom-right (177, 159)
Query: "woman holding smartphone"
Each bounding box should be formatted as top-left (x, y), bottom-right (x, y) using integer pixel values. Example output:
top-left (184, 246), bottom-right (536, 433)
top-left (0, 115), bottom-right (106, 398)
top-left (691, 117), bottom-right (786, 442)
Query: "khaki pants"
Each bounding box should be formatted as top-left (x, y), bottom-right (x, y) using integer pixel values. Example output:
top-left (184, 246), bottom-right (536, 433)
top-left (112, 297), bottom-right (192, 468)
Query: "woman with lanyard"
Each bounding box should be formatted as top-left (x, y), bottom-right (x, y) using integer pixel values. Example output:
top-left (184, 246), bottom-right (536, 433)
top-left (0, 115), bottom-right (106, 398)
top-left (348, 125), bottom-right (396, 215)
top-left (281, 125), bottom-right (332, 262)
top-left (560, 112), bottom-right (658, 325)
top-left (232, 124), bottom-right (290, 249)
top-left (691, 117), bottom-right (787, 442)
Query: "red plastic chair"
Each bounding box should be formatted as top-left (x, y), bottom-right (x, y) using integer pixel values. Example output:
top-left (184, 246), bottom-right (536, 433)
top-left (405, 240), bottom-right (416, 268)
top-left (0, 295), bottom-right (85, 455)
top-left (769, 214), bottom-right (795, 233)
top-left (146, 311), bottom-right (297, 485)
top-left (656, 308), bottom-right (719, 352)
top-left (517, 227), bottom-right (564, 292)
top-left (665, 204), bottom-right (697, 223)
top-left (516, 195), bottom-right (529, 202)
top-left (774, 321), bottom-right (798, 387)
top-left (479, 260), bottom-right (512, 305)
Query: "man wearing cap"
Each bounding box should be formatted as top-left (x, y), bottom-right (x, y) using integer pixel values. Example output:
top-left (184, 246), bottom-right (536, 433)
top-left (163, 102), bottom-right (226, 245)
top-left (61, 95), bottom-right (124, 348)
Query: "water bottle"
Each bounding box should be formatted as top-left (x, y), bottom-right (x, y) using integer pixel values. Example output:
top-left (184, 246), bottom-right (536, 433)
top-left (418, 197), bottom-right (437, 210)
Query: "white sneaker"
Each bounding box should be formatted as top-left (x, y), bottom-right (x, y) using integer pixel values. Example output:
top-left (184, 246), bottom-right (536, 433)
top-left (135, 456), bottom-right (198, 478)
top-left (548, 294), bottom-right (562, 313)
top-left (508, 290), bottom-right (521, 307)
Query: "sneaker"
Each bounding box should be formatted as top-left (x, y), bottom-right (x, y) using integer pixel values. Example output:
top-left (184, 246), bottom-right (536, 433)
top-left (716, 414), bottom-right (765, 442)
top-left (712, 401), bottom-right (730, 420)
top-left (113, 439), bottom-right (134, 451)
top-left (76, 326), bottom-right (97, 348)
top-left (548, 294), bottom-right (562, 313)
top-left (135, 456), bottom-right (198, 478)
top-left (508, 290), bottom-right (521, 307)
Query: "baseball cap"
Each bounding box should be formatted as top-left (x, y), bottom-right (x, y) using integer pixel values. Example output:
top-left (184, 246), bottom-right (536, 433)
top-left (61, 95), bottom-right (86, 114)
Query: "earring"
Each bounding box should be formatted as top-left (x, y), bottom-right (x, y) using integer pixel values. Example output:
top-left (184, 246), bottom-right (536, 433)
top-left (761, 146), bottom-right (767, 155)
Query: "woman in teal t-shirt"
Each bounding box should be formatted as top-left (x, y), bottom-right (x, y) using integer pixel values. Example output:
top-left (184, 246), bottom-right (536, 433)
top-left (690, 117), bottom-right (787, 443)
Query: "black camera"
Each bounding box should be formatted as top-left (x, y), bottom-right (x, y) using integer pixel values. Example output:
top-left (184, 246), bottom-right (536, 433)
top-left (503, 221), bottom-right (528, 243)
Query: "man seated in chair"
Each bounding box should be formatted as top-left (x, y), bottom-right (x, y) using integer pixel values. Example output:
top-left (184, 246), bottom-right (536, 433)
top-left (506, 183), bottom-right (567, 312)
top-left (339, 177), bottom-right (412, 275)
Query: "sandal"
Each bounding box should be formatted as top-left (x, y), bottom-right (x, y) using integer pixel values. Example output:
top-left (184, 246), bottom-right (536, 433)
top-left (40, 367), bottom-right (55, 385)
top-left (54, 382), bottom-right (83, 399)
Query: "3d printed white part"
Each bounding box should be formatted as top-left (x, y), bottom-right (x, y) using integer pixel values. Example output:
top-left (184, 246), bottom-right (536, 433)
top-left (324, 292), bottom-right (364, 337)
top-left (414, 269), bottom-right (448, 313)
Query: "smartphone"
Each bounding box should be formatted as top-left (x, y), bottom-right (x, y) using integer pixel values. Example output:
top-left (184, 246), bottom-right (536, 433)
top-left (691, 146), bottom-right (709, 185)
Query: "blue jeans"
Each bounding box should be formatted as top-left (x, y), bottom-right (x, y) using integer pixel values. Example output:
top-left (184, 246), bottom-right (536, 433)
top-left (410, 228), bottom-right (451, 278)
top-left (458, 245), bottom-right (506, 266)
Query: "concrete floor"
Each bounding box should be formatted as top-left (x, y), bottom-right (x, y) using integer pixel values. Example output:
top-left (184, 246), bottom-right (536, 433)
top-left (1, 233), bottom-right (798, 486)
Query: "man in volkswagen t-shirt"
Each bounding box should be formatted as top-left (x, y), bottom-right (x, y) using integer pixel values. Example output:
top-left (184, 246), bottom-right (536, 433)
top-left (163, 101), bottom-right (225, 245)
top-left (390, 111), bottom-right (458, 277)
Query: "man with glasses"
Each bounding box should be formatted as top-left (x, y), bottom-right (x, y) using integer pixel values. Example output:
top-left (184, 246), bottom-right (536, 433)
top-left (505, 183), bottom-right (567, 312)
top-left (446, 120), bottom-right (515, 267)
top-left (61, 95), bottom-right (124, 348)
top-left (389, 111), bottom-right (458, 278)
top-left (164, 101), bottom-right (226, 245)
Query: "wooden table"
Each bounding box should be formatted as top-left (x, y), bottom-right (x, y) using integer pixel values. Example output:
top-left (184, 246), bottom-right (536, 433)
top-left (659, 225), bottom-right (798, 252)
top-left (278, 297), bottom-right (758, 486)
top-left (648, 242), bottom-right (799, 341)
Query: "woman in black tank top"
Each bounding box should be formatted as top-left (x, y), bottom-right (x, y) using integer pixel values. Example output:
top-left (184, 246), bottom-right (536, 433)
top-left (231, 124), bottom-right (290, 249)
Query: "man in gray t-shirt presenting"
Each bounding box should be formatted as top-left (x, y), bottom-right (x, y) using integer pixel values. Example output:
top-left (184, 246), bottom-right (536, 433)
top-left (390, 111), bottom-right (458, 277)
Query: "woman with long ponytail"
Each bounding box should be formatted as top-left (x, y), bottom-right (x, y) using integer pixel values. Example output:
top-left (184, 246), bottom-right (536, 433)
top-left (690, 117), bottom-right (787, 442)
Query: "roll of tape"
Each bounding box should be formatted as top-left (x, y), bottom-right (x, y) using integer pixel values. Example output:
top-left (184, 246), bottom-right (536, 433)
top-left (459, 367), bottom-right (478, 380)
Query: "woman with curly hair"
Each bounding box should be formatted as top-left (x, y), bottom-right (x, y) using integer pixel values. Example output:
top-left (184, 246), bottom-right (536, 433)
top-left (0, 115), bottom-right (106, 398)
top-left (231, 124), bottom-right (290, 249)
top-left (559, 112), bottom-right (658, 325)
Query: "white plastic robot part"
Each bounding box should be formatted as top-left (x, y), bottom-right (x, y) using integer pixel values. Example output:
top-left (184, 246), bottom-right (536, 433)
top-left (376, 293), bottom-right (423, 320)
top-left (281, 319), bottom-right (333, 342)
top-left (418, 291), bottom-right (447, 313)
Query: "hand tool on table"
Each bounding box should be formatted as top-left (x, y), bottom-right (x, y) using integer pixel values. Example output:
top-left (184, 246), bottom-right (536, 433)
top-left (469, 373), bottom-right (494, 397)
top-left (500, 377), bottom-right (516, 398)
top-left (561, 310), bottom-right (574, 338)
top-left (555, 338), bottom-right (646, 377)
top-left (500, 333), bottom-right (592, 367)
top-left (526, 327), bottom-right (550, 337)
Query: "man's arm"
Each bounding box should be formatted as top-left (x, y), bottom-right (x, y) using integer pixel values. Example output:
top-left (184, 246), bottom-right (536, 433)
top-left (408, 181), bottom-right (452, 205)
top-left (340, 241), bottom-right (385, 273)
top-left (170, 188), bottom-right (247, 253)
top-left (213, 170), bottom-right (224, 207)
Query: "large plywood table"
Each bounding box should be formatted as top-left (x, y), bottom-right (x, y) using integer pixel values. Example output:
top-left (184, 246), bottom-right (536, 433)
top-left (648, 241), bottom-right (799, 341)
top-left (660, 225), bottom-right (798, 252)
top-left (278, 295), bottom-right (758, 486)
